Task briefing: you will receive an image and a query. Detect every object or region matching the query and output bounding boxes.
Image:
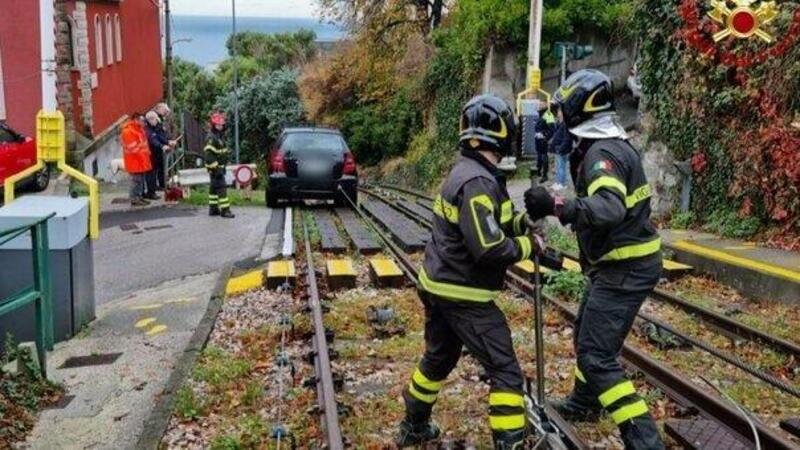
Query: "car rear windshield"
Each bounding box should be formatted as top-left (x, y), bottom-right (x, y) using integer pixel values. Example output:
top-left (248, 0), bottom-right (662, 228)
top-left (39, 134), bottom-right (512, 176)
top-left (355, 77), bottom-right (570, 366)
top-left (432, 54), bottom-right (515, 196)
top-left (282, 132), bottom-right (345, 154)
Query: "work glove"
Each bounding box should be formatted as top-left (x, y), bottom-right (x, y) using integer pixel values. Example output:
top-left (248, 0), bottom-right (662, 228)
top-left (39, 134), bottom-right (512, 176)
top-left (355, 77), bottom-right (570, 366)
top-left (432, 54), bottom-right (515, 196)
top-left (524, 186), bottom-right (555, 222)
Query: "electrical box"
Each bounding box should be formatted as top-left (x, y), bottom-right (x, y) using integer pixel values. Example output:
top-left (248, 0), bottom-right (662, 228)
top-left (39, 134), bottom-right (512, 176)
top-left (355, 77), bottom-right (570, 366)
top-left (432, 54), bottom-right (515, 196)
top-left (0, 196), bottom-right (95, 346)
top-left (519, 99), bottom-right (542, 160)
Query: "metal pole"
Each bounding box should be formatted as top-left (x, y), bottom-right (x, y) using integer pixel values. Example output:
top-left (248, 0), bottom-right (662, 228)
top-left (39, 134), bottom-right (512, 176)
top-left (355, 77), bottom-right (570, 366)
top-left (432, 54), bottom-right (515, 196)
top-left (165, 0), bottom-right (173, 108)
top-left (232, 0), bottom-right (240, 165)
top-left (561, 46), bottom-right (568, 84)
top-left (527, 0), bottom-right (544, 89)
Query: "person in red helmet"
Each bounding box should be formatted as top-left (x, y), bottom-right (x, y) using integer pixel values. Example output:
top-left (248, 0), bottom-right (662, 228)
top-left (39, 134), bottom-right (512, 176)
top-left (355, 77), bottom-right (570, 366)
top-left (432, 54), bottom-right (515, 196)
top-left (205, 112), bottom-right (234, 218)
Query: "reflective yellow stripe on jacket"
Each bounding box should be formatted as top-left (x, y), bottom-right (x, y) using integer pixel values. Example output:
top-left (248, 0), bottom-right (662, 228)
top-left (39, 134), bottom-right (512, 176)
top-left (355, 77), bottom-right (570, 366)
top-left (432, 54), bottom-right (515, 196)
top-left (418, 268), bottom-right (500, 302)
top-left (500, 200), bottom-right (514, 224)
top-left (204, 145), bottom-right (229, 154)
top-left (433, 195), bottom-right (459, 224)
top-left (599, 237), bottom-right (661, 262)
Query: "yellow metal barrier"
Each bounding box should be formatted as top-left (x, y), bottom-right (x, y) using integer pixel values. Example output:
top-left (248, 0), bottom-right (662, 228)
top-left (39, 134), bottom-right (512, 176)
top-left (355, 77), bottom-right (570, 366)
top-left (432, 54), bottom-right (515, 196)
top-left (516, 67), bottom-right (552, 116)
top-left (3, 111), bottom-right (100, 239)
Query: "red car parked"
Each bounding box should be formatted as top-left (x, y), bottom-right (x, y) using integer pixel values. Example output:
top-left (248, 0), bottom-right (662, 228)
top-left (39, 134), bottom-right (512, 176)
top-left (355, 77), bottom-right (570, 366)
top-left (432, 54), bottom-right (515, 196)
top-left (0, 121), bottom-right (50, 194)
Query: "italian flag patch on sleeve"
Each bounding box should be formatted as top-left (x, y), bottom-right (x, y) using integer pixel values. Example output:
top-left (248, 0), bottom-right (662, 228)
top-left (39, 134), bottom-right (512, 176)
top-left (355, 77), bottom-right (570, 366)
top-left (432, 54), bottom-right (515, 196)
top-left (592, 160), bottom-right (612, 172)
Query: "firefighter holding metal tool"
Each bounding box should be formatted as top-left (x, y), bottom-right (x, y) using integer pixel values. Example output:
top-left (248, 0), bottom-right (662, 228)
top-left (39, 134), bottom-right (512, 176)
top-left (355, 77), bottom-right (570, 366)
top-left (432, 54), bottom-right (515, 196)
top-left (523, 69), bottom-right (664, 449)
top-left (396, 94), bottom-right (536, 449)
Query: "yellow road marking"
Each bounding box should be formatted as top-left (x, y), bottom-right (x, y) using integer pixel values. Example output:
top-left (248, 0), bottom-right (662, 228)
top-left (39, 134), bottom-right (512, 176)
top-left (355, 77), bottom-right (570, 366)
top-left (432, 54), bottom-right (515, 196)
top-left (673, 240), bottom-right (800, 283)
top-left (226, 270), bottom-right (265, 296)
top-left (165, 297), bottom-right (195, 305)
top-left (370, 259), bottom-right (403, 277)
top-left (146, 324), bottom-right (168, 336)
top-left (562, 259), bottom-right (582, 272)
top-left (662, 259), bottom-right (693, 271)
top-left (130, 303), bottom-right (162, 311)
top-left (135, 317), bottom-right (157, 329)
top-left (267, 260), bottom-right (296, 279)
top-left (327, 259), bottom-right (357, 277)
top-left (513, 260), bottom-right (553, 274)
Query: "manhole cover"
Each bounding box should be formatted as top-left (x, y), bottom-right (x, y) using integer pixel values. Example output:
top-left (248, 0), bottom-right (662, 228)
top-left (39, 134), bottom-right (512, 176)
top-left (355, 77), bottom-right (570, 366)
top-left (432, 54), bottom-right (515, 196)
top-left (59, 352), bottom-right (123, 369)
top-left (120, 223), bottom-right (139, 231)
top-left (144, 224), bottom-right (174, 231)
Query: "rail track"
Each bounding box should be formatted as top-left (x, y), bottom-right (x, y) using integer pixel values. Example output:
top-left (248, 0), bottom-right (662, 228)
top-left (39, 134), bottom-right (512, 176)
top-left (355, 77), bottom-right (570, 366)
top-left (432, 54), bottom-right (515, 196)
top-left (301, 218), bottom-right (345, 449)
top-left (362, 184), bottom-right (799, 449)
top-left (372, 184), bottom-right (800, 361)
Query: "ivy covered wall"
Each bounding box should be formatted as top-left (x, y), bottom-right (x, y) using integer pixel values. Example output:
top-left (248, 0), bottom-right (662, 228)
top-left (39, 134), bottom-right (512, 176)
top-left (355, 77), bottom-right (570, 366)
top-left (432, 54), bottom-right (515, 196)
top-left (635, 0), bottom-right (800, 244)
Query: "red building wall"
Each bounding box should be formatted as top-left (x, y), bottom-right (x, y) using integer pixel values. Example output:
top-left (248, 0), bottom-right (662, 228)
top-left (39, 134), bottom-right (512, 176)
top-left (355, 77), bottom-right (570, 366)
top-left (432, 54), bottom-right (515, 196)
top-left (0, 2), bottom-right (42, 137)
top-left (71, 0), bottom-right (163, 135)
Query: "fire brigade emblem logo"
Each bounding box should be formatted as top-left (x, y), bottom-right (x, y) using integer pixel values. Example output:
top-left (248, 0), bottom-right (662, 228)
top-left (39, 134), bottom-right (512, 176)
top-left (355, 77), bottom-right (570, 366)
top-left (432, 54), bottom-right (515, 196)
top-left (708, 0), bottom-right (780, 42)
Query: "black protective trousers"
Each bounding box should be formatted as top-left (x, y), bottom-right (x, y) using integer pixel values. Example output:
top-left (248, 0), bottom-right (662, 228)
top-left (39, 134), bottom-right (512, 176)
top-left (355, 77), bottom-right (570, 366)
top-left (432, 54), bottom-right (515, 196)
top-left (535, 141), bottom-right (549, 178)
top-left (208, 169), bottom-right (230, 211)
top-left (403, 290), bottom-right (527, 433)
top-left (571, 255), bottom-right (665, 450)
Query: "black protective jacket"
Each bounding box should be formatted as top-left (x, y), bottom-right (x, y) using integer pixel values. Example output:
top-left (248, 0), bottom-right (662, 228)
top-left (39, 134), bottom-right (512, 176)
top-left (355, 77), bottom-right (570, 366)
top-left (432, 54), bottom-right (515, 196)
top-left (204, 130), bottom-right (229, 173)
top-left (419, 151), bottom-right (532, 302)
top-left (558, 138), bottom-right (661, 270)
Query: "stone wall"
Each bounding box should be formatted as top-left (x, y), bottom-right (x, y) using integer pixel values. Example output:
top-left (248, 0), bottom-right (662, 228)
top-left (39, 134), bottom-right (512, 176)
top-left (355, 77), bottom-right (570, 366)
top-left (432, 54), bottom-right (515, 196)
top-left (481, 34), bottom-right (635, 107)
top-left (630, 133), bottom-right (680, 219)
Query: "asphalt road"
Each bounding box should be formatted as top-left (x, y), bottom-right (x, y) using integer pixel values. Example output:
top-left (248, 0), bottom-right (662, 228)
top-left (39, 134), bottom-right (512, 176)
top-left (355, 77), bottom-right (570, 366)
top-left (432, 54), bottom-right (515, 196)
top-left (94, 205), bottom-right (272, 305)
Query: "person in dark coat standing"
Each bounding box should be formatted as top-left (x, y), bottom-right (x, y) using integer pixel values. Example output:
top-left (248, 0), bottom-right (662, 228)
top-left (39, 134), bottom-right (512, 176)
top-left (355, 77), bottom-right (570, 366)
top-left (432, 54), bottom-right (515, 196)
top-left (534, 104), bottom-right (557, 182)
top-left (144, 111), bottom-right (174, 198)
top-left (549, 108), bottom-right (574, 191)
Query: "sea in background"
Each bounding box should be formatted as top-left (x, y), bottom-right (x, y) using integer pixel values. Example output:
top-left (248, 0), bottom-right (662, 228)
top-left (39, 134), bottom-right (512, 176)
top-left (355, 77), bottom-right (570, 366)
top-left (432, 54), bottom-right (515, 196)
top-left (171, 15), bottom-right (345, 68)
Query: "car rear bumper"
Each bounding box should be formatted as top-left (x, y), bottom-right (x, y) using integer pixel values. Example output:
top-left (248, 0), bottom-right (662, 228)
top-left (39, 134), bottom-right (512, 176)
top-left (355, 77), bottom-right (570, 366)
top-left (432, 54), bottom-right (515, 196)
top-left (268, 175), bottom-right (357, 200)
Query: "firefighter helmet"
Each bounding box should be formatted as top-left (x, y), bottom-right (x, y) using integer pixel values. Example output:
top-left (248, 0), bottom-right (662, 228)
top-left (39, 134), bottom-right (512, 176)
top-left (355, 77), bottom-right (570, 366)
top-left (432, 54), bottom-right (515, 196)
top-left (553, 69), bottom-right (615, 130)
top-left (210, 112), bottom-right (226, 127)
top-left (459, 94), bottom-right (517, 157)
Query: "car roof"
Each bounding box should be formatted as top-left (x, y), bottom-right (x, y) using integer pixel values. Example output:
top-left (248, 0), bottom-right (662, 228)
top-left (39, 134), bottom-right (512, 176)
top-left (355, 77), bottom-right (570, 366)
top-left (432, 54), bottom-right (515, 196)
top-left (282, 127), bottom-right (342, 135)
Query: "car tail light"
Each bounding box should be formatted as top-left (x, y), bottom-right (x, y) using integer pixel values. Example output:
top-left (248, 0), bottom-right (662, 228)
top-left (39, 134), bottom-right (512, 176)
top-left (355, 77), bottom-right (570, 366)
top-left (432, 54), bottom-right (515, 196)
top-left (343, 151), bottom-right (357, 175)
top-left (270, 150), bottom-right (286, 173)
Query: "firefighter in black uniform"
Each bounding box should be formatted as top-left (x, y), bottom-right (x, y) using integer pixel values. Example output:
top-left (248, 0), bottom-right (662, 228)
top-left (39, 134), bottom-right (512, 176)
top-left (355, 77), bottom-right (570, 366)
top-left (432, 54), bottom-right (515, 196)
top-left (205, 112), bottom-right (235, 219)
top-left (396, 94), bottom-right (534, 449)
top-left (524, 69), bottom-right (664, 449)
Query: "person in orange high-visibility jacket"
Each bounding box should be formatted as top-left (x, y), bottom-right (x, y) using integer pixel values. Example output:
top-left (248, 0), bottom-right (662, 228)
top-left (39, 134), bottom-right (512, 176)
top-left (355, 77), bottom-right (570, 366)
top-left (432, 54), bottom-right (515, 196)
top-left (121, 113), bottom-right (152, 206)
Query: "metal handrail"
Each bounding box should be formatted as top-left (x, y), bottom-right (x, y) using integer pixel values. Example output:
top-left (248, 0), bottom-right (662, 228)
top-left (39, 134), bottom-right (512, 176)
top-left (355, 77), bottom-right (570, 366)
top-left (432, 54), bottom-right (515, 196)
top-left (0, 213), bottom-right (56, 246)
top-left (0, 212), bottom-right (55, 378)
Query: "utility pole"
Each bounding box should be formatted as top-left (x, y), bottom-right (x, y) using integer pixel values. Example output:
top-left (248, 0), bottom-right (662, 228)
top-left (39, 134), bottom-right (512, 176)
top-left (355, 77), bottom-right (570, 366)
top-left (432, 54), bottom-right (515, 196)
top-left (165, 0), bottom-right (173, 108)
top-left (232, 0), bottom-right (240, 165)
top-left (526, 0), bottom-right (544, 91)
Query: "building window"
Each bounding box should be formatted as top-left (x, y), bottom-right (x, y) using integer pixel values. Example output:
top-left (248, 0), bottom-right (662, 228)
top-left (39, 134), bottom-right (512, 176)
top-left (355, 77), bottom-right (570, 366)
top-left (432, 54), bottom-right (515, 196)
top-left (105, 14), bottom-right (113, 66)
top-left (114, 15), bottom-right (122, 62)
top-left (67, 16), bottom-right (79, 68)
top-left (94, 15), bottom-right (103, 68)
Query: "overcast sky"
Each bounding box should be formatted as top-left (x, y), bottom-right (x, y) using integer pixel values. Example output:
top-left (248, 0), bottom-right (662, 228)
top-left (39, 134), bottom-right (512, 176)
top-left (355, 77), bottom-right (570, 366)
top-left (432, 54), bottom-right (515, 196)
top-left (170, 0), bottom-right (317, 18)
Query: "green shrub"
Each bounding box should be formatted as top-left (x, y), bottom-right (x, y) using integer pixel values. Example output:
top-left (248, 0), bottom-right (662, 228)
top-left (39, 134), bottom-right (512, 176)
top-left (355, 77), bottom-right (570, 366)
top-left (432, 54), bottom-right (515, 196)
top-left (210, 435), bottom-right (241, 450)
top-left (545, 226), bottom-right (579, 255)
top-left (193, 347), bottom-right (252, 388)
top-left (216, 69), bottom-right (306, 164)
top-left (544, 270), bottom-right (587, 302)
top-left (704, 210), bottom-right (761, 239)
top-left (174, 385), bottom-right (207, 420)
top-left (669, 212), bottom-right (695, 230)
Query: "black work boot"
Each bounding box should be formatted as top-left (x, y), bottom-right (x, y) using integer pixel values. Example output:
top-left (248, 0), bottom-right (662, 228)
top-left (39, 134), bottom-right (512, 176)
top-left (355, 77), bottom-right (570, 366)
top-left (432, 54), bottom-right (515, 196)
top-left (220, 208), bottom-right (235, 219)
top-left (550, 382), bottom-right (602, 422)
top-left (492, 429), bottom-right (526, 449)
top-left (395, 419), bottom-right (440, 447)
top-left (619, 415), bottom-right (665, 450)
top-left (209, 206), bottom-right (220, 216)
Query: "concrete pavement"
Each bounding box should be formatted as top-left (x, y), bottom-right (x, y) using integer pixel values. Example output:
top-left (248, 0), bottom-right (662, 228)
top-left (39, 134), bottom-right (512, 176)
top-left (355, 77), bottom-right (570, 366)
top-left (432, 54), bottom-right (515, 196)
top-left (94, 206), bottom-right (272, 305)
top-left (22, 272), bottom-right (221, 450)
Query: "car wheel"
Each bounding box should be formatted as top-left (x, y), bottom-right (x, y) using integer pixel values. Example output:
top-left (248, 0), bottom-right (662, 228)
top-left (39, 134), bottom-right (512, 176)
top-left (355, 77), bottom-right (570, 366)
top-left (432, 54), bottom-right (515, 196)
top-left (31, 167), bottom-right (50, 192)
